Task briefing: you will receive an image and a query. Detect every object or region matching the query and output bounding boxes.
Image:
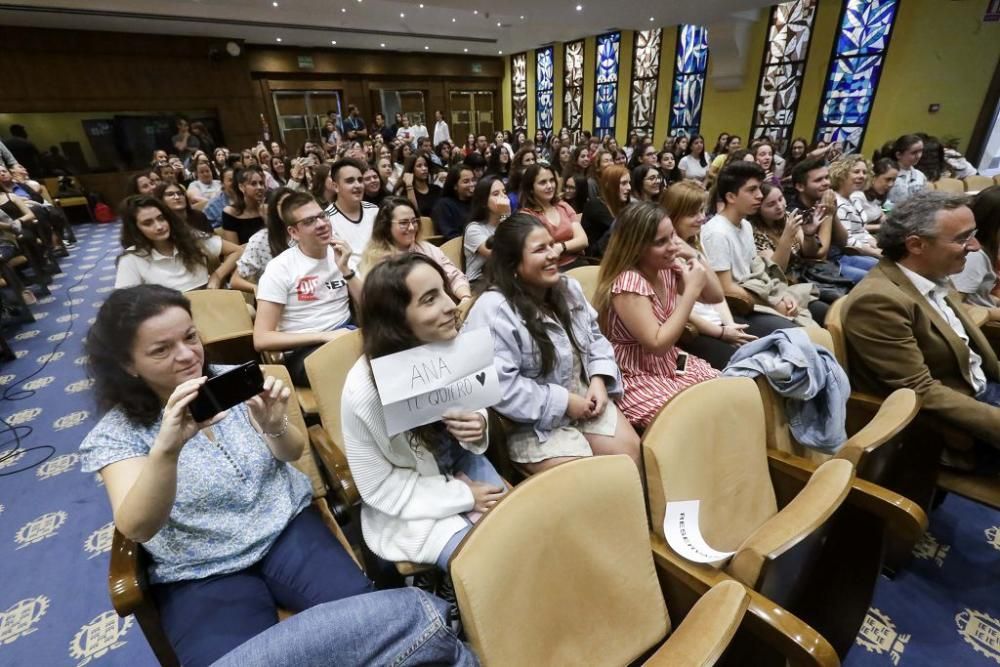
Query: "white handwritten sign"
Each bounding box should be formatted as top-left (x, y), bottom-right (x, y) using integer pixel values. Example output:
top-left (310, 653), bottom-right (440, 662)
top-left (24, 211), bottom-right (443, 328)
top-left (370, 328), bottom-right (501, 436)
top-left (664, 500), bottom-right (735, 565)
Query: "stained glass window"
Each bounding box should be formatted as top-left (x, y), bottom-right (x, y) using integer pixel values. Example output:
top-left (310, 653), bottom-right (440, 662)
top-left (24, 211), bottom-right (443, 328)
top-left (593, 32), bottom-right (621, 139)
top-left (628, 29), bottom-right (663, 139)
top-left (814, 0), bottom-right (900, 152)
top-left (749, 0), bottom-right (818, 153)
top-left (669, 25), bottom-right (709, 138)
top-left (564, 40), bottom-right (585, 134)
top-left (512, 53), bottom-right (528, 134)
top-left (536, 46), bottom-right (554, 138)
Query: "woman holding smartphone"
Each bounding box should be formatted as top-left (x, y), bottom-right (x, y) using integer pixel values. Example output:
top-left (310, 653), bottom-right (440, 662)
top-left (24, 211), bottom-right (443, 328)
top-left (80, 285), bottom-right (373, 666)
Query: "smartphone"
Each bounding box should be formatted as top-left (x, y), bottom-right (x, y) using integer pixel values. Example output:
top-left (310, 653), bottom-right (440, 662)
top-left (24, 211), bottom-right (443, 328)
top-left (675, 352), bottom-right (689, 376)
top-left (189, 361), bottom-right (265, 422)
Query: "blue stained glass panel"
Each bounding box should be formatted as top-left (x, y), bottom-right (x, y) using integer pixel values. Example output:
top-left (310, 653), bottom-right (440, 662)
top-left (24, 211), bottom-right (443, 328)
top-left (536, 46), bottom-right (554, 133)
top-left (593, 32), bottom-right (621, 137)
top-left (669, 25), bottom-right (709, 137)
top-left (676, 25), bottom-right (709, 74)
top-left (814, 0), bottom-right (898, 152)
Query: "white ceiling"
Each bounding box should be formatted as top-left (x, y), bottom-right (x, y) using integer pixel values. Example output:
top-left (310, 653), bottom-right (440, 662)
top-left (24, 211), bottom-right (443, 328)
top-left (0, 0), bottom-right (776, 56)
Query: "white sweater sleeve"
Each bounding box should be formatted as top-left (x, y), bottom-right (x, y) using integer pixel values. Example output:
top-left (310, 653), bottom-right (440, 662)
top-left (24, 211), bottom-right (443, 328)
top-left (342, 368), bottom-right (475, 521)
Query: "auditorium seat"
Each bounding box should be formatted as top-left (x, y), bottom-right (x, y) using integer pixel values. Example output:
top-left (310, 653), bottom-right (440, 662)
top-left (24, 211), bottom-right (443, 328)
top-left (963, 174), bottom-right (994, 192)
top-left (566, 264), bottom-right (599, 303)
top-left (108, 366), bottom-right (360, 667)
top-left (42, 176), bottom-right (93, 221)
top-left (186, 289), bottom-right (256, 364)
top-left (450, 455), bottom-right (750, 666)
top-left (420, 216), bottom-right (443, 246)
top-left (440, 236), bottom-right (465, 271)
top-left (932, 177), bottom-right (965, 193)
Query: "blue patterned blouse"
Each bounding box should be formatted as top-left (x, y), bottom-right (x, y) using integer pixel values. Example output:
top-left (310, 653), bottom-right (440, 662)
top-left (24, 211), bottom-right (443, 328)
top-left (80, 394), bottom-right (312, 584)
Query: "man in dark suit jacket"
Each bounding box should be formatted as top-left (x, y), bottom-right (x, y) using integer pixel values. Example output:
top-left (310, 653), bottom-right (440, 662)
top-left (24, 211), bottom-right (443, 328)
top-left (843, 191), bottom-right (1000, 448)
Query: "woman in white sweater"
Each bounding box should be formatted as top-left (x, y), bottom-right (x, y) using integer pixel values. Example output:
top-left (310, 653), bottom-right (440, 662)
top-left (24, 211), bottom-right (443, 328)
top-left (342, 254), bottom-right (505, 569)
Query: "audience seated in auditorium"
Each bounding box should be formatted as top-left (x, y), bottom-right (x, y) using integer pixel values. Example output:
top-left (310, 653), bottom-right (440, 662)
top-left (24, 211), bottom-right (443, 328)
top-left (156, 182), bottom-right (213, 236)
top-left (186, 159), bottom-right (222, 209)
top-left (748, 182), bottom-right (810, 281)
top-left (203, 166), bottom-right (236, 229)
top-left (885, 134), bottom-right (928, 205)
top-left (465, 214), bottom-right (640, 474)
top-left (114, 195), bottom-right (240, 292)
top-left (361, 164), bottom-right (390, 207)
top-left (432, 164), bottom-right (475, 241)
top-left (80, 285), bottom-right (374, 667)
top-left (463, 176), bottom-right (508, 291)
top-left (396, 154), bottom-right (441, 217)
top-left (254, 192), bottom-right (360, 386)
top-left (843, 191), bottom-right (1000, 453)
top-left (519, 164), bottom-right (588, 269)
top-left (830, 154), bottom-right (882, 260)
top-left (360, 197), bottom-right (471, 301)
top-left (222, 167), bottom-right (266, 244)
top-left (702, 161), bottom-right (827, 325)
top-left (950, 186), bottom-right (1000, 319)
top-left (631, 164), bottom-right (663, 204)
top-left (678, 134), bottom-right (710, 183)
top-left (323, 158), bottom-right (379, 272)
top-left (232, 188), bottom-right (296, 291)
top-left (592, 201), bottom-right (720, 429)
top-left (342, 254), bottom-right (505, 570)
top-left (658, 150), bottom-right (683, 188)
top-left (581, 164), bottom-right (630, 257)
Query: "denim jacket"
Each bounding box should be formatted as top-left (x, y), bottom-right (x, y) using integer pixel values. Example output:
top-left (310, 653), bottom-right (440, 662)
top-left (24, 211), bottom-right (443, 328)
top-left (465, 276), bottom-right (622, 443)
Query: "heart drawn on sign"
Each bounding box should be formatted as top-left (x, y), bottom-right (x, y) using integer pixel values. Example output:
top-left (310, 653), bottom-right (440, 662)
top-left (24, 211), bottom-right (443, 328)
top-left (475, 372), bottom-right (486, 386)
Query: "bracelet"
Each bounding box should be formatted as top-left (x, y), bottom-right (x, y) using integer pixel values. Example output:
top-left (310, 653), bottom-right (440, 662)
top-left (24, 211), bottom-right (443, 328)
top-left (560, 241), bottom-right (568, 254)
top-left (261, 414), bottom-right (289, 438)
top-left (716, 325), bottom-right (726, 339)
top-left (343, 270), bottom-right (357, 280)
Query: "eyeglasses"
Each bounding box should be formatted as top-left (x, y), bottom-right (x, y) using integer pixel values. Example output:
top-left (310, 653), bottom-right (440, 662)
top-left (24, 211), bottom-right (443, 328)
top-left (644, 173), bottom-right (662, 182)
top-left (164, 190), bottom-right (185, 198)
top-left (294, 212), bottom-right (329, 227)
top-left (395, 218), bottom-right (421, 229)
top-left (922, 228), bottom-right (977, 246)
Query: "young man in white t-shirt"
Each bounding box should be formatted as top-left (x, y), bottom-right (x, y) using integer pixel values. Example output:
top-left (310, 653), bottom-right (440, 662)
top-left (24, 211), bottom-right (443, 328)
top-left (322, 158), bottom-right (378, 272)
top-left (701, 161), bottom-right (799, 319)
top-left (255, 192), bottom-right (362, 385)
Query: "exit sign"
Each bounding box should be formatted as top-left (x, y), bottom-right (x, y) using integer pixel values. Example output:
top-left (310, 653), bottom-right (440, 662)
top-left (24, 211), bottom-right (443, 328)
top-left (471, 62), bottom-right (482, 73)
top-left (297, 55), bottom-right (315, 69)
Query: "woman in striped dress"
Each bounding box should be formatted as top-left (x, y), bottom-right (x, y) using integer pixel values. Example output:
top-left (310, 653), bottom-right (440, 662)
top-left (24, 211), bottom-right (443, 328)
top-left (593, 201), bottom-right (720, 429)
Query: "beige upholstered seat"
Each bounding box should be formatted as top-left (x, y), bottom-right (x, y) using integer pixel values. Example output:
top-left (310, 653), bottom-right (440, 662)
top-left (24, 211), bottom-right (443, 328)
top-left (186, 289), bottom-right (256, 364)
top-left (933, 177), bottom-right (965, 193)
top-left (439, 235), bottom-right (465, 271)
top-left (451, 455), bottom-right (749, 666)
top-left (566, 264), bottom-right (600, 303)
top-left (963, 174), bottom-right (994, 192)
top-left (420, 215), bottom-right (443, 246)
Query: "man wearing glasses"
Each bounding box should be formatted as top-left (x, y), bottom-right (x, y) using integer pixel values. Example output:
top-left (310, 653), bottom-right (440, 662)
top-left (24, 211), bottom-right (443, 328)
top-left (254, 191), bottom-right (361, 386)
top-left (842, 191), bottom-right (1000, 461)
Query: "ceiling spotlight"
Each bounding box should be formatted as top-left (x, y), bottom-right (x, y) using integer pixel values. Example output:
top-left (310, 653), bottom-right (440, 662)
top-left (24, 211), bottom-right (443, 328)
top-left (520, 15), bottom-right (525, 20)
top-left (275, 37), bottom-right (282, 42)
top-left (331, 40), bottom-right (337, 44)
top-left (272, 1), bottom-right (278, 6)
top-left (341, 7), bottom-right (346, 12)
top-left (496, 21), bottom-right (501, 26)
top-left (649, 16), bottom-right (655, 21)
top-left (400, 12), bottom-right (405, 17)
top-left (498, 50), bottom-right (503, 54)
top-left (419, 3), bottom-right (424, 6)
top-left (424, 45), bottom-right (429, 50)
top-left (473, 10), bottom-right (478, 15)
top-left (576, 4), bottom-right (582, 10)
top-left (380, 42), bottom-right (386, 47)
top-left (463, 48), bottom-right (469, 52)
top-left (451, 17), bottom-right (456, 22)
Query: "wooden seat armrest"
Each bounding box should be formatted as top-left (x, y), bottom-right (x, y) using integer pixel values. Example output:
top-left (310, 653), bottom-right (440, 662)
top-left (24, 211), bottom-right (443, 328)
top-left (645, 580), bottom-right (748, 666)
top-left (966, 305), bottom-right (989, 328)
top-left (307, 425), bottom-right (360, 507)
top-left (260, 350), bottom-right (283, 364)
top-left (836, 388), bottom-right (919, 467)
top-left (651, 537), bottom-right (839, 667)
top-left (730, 460), bottom-right (853, 586)
top-left (767, 450), bottom-right (928, 541)
top-left (108, 529), bottom-right (146, 617)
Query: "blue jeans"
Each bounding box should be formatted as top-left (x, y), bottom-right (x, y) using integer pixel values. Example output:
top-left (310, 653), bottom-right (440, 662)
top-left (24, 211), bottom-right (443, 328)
top-left (435, 449), bottom-right (505, 570)
top-left (152, 506), bottom-right (374, 667)
top-left (838, 254), bottom-right (878, 284)
top-left (211, 588), bottom-right (478, 667)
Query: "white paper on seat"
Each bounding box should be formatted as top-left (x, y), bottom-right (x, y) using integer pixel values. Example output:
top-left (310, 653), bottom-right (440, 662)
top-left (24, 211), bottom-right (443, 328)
top-left (370, 327), bottom-right (501, 436)
top-left (664, 500), bottom-right (736, 565)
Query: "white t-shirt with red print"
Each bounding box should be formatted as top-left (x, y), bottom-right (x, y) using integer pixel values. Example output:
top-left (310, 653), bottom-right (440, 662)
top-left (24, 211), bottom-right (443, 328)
top-left (257, 245), bottom-right (352, 334)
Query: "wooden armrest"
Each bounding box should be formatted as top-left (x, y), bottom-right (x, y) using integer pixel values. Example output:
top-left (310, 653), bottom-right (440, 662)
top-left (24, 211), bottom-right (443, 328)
top-left (725, 291), bottom-right (754, 316)
top-left (108, 529), bottom-right (145, 617)
top-left (260, 350), bottom-right (283, 364)
top-left (730, 460), bottom-right (853, 586)
top-left (308, 425), bottom-right (360, 507)
top-left (646, 580), bottom-right (748, 666)
top-left (651, 536), bottom-right (839, 667)
top-left (768, 450), bottom-right (928, 543)
top-left (424, 234), bottom-right (445, 246)
top-left (966, 305), bottom-right (989, 328)
top-left (836, 388), bottom-right (918, 467)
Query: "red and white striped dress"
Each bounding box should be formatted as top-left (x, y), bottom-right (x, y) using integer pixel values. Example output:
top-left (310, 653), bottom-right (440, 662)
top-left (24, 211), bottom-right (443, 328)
top-left (608, 268), bottom-right (719, 428)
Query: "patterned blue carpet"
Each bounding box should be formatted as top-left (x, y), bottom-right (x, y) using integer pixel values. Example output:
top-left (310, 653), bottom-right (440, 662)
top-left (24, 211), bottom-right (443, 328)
top-left (0, 221), bottom-right (997, 666)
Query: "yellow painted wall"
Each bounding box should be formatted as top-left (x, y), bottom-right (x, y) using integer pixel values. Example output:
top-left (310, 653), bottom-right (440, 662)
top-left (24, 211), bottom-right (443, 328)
top-left (526, 50), bottom-right (536, 137)
top-left (502, 56), bottom-right (512, 131)
top-left (654, 28), bottom-right (679, 143)
top-left (553, 45), bottom-right (564, 132)
top-left (791, 0), bottom-right (841, 145)
top-left (863, 0), bottom-right (1000, 155)
top-left (582, 35), bottom-right (597, 133)
top-left (699, 14), bottom-right (770, 146)
top-left (615, 31), bottom-right (635, 139)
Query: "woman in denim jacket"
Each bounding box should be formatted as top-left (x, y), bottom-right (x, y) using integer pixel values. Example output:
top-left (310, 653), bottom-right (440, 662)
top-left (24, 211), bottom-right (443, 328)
top-left (465, 214), bottom-right (640, 474)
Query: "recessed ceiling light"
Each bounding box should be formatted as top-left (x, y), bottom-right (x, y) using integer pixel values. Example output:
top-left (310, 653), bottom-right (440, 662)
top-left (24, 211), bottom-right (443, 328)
top-left (380, 42), bottom-right (386, 47)
top-left (496, 21), bottom-right (501, 26)
top-left (473, 10), bottom-right (478, 15)
top-left (576, 4), bottom-right (583, 10)
top-left (419, 3), bottom-right (424, 6)
top-left (451, 17), bottom-right (456, 22)
top-left (400, 12), bottom-right (405, 17)
top-left (498, 50), bottom-right (503, 54)
top-left (341, 7), bottom-right (346, 12)
top-left (463, 48), bottom-right (469, 52)
top-left (331, 40), bottom-right (337, 44)
top-left (520, 15), bottom-right (525, 20)
top-left (275, 37), bottom-right (282, 42)
top-left (649, 16), bottom-right (655, 21)
top-left (272, 1), bottom-right (278, 6)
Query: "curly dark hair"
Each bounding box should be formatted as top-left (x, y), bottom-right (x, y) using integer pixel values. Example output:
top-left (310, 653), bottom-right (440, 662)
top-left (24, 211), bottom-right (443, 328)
top-left (86, 285), bottom-right (208, 425)
top-left (118, 195), bottom-right (211, 272)
top-left (485, 214), bottom-right (581, 376)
